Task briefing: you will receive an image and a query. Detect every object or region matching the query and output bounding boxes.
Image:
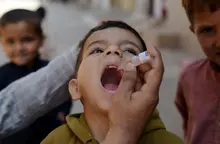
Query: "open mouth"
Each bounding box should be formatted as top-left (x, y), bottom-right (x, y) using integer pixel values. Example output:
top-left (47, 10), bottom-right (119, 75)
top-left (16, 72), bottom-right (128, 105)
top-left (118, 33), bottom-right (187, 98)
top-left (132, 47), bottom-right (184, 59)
top-left (101, 65), bottom-right (123, 93)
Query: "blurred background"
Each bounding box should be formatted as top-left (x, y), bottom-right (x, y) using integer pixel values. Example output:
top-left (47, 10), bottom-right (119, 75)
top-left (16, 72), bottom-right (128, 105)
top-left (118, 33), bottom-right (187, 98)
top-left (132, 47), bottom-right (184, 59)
top-left (0, 0), bottom-right (206, 139)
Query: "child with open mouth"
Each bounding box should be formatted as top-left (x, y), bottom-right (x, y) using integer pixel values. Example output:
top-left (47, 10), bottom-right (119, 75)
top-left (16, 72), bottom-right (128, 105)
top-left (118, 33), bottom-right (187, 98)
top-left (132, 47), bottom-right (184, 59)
top-left (41, 20), bottom-right (183, 144)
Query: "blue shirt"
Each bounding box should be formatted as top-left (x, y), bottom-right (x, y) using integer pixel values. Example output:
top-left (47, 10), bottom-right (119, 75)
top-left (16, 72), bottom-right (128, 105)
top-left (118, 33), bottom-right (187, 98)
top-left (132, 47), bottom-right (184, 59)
top-left (0, 46), bottom-right (79, 138)
top-left (0, 57), bottom-right (72, 144)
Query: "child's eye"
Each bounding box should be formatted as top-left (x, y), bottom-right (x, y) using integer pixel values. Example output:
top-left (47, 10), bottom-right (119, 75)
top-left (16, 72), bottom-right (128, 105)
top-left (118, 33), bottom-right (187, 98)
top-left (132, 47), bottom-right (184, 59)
top-left (6, 39), bottom-right (15, 45)
top-left (198, 26), bottom-right (215, 36)
top-left (90, 48), bottom-right (104, 55)
top-left (124, 48), bottom-right (138, 55)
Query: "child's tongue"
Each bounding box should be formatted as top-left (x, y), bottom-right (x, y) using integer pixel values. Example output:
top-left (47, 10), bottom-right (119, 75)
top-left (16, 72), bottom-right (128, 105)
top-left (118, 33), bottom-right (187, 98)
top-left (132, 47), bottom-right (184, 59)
top-left (101, 68), bottom-right (122, 92)
top-left (103, 83), bottom-right (118, 91)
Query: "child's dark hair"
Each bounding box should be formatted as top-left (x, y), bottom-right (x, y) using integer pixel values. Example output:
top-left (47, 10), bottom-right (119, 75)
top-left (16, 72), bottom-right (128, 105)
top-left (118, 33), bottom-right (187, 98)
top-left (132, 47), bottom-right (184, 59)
top-left (182, 0), bottom-right (220, 23)
top-left (74, 21), bottom-right (146, 76)
top-left (0, 7), bottom-right (46, 38)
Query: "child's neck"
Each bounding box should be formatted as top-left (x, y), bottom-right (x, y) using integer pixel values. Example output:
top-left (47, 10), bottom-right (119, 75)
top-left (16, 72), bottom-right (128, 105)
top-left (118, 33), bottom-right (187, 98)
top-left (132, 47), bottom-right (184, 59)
top-left (84, 109), bottom-right (109, 143)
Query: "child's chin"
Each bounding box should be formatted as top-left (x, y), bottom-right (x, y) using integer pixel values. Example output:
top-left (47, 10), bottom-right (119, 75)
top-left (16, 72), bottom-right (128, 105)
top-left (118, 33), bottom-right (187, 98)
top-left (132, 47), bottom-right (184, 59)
top-left (13, 61), bottom-right (28, 66)
top-left (13, 58), bottom-right (31, 66)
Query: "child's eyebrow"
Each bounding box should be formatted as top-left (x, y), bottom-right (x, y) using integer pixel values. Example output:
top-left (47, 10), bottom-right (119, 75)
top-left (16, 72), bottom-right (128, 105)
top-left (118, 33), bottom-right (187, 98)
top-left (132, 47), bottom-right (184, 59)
top-left (196, 23), bottom-right (216, 31)
top-left (119, 40), bottom-right (142, 50)
top-left (87, 39), bottom-right (143, 51)
top-left (87, 40), bottom-right (107, 48)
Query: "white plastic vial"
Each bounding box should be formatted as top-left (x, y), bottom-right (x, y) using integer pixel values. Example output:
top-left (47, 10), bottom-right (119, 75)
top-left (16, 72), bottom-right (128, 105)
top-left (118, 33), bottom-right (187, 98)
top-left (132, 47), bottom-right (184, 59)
top-left (131, 51), bottom-right (151, 66)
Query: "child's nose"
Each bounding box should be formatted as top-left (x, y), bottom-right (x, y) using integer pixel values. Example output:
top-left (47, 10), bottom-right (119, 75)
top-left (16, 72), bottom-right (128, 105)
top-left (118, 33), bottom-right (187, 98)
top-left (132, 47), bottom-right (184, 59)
top-left (15, 43), bottom-right (22, 50)
top-left (15, 43), bottom-right (25, 53)
top-left (105, 45), bottom-right (122, 57)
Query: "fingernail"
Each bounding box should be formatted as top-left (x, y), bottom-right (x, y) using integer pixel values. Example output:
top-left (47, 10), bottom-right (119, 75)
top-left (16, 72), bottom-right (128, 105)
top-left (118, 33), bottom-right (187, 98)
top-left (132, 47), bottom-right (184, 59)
top-left (148, 51), bottom-right (153, 57)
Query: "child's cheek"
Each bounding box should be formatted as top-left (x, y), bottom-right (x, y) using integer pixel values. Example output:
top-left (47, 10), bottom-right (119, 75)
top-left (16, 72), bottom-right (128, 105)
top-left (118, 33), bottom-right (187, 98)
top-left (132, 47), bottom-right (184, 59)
top-left (3, 46), bottom-right (14, 58)
top-left (198, 36), bottom-right (214, 51)
top-left (122, 53), bottom-right (134, 64)
top-left (25, 43), bottom-right (38, 52)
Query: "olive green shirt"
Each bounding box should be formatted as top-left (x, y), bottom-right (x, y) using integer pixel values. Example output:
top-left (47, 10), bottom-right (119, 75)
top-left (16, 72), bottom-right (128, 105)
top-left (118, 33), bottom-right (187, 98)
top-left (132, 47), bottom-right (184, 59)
top-left (41, 111), bottom-right (183, 144)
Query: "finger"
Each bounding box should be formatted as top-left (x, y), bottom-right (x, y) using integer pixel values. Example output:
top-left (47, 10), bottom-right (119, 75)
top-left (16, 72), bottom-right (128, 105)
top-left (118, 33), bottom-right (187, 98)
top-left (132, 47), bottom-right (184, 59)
top-left (138, 63), bottom-right (152, 80)
top-left (140, 44), bottom-right (164, 94)
top-left (146, 43), bottom-right (163, 70)
top-left (138, 63), bottom-right (151, 72)
top-left (141, 69), bottom-right (163, 95)
top-left (145, 44), bottom-right (164, 81)
top-left (116, 63), bottom-right (137, 101)
top-left (141, 65), bottom-right (164, 94)
top-left (135, 75), bottom-right (143, 92)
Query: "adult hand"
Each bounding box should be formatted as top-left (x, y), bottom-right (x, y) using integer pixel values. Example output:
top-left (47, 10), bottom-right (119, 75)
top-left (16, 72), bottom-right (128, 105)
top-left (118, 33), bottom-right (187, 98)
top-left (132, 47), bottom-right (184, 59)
top-left (104, 44), bottom-right (164, 144)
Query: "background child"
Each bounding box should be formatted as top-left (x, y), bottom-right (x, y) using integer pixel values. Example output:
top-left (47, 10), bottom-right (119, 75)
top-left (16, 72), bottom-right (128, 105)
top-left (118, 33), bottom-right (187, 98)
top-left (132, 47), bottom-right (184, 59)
top-left (0, 7), bottom-right (72, 144)
top-left (41, 21), bottom-right (183, 144)
top-left (175, 0), bottom-right (220, 144)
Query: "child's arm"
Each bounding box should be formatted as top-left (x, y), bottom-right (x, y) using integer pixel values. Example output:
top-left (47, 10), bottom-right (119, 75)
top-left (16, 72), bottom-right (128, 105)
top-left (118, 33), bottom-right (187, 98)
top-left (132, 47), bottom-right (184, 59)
top-left (0, 45), bottom-right (79, 138)
top-left (175, 70), bottom-right (188, 140)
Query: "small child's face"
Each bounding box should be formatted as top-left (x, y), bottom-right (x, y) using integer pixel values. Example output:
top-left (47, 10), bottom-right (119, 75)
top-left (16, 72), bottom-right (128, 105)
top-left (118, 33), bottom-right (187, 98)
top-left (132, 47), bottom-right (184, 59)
top-left (192, 9), bottom-right (220, 65)
top-left (69, 27), bottom-right (143, 113)
top-left (0, 21), bottom-right (42, 66)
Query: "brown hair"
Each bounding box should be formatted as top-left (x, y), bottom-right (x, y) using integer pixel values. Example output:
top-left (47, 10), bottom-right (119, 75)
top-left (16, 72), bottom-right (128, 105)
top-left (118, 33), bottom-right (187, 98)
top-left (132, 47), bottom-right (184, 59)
top-left (0, 7), bottom-right (46, 38)
top-left (182, 0), bottom-right (220, 23)
top-left (74, 20), bottom-right (146, 77)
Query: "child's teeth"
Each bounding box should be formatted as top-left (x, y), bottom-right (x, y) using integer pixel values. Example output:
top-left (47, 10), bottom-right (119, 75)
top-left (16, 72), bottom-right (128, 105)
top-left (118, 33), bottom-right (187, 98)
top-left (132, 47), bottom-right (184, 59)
top-left (108, 65), bottom-right (117, 68)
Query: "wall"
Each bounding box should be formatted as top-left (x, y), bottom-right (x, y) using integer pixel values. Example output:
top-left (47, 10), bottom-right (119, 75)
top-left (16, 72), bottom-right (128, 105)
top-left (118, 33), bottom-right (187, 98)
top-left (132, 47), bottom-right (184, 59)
top-left (0, 46), bottom-right (8, 66)
top-left (143, 0), bottom-right (203, 55)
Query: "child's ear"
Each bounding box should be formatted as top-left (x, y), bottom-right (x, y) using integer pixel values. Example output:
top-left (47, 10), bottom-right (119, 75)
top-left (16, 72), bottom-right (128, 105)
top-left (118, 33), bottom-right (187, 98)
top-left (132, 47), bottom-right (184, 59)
top-left (39, 37), bottom-right (45, 48)
top-left (69, 79), bottom-right (81, 100)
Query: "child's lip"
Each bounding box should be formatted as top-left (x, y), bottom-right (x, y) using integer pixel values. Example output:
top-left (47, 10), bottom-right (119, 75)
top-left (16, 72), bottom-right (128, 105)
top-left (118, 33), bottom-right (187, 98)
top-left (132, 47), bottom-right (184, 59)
top-left (101, 87), bottom-right (118, 94)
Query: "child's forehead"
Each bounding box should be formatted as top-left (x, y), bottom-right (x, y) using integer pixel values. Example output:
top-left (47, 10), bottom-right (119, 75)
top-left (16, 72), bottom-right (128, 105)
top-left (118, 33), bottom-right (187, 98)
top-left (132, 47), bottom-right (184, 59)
top-left (2, 21), bottom-right (34, 29)
top-left (1, 21), bottom-right (37, 37)
top-left (84, 28), bottom-right (142, 48)
top-left (185, 0), bottom-right (220, 20)
top-left (185, 0), bottom-right (220, 11)
top-left (193, 9), bottom-right (220, 25)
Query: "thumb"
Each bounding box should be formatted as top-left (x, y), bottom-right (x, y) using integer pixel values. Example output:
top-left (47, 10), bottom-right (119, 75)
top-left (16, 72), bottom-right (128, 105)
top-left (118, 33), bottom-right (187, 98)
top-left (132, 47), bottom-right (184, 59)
top-left (116, 63), bottom-right (137, 100)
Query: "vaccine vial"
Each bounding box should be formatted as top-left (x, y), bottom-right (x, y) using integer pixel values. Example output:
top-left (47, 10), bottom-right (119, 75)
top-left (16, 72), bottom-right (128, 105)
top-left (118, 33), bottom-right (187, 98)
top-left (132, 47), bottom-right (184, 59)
top-left (120, 51), bottom-right (151, 71)
top-left (131, 51), bottom-right (151, 66)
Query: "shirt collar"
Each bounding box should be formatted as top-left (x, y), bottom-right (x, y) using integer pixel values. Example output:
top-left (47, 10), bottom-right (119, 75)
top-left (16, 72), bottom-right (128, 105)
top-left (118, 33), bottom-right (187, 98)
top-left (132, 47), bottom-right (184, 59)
top-left (66, 114), bottom-right (98, 144)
